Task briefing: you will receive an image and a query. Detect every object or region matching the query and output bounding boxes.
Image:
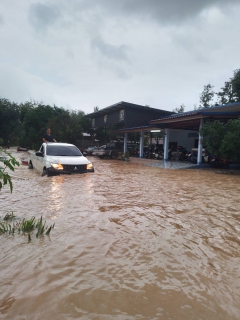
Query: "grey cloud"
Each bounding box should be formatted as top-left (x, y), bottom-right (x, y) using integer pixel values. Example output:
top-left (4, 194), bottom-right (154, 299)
top-left (91, 35), bottom-right (129, 61)
top-left (112, 66), bottom-right (131, 80)
top-left (65, 50), bottom-right (75, 60)
top-left (77, 0), bottom-right (240, 24)
top-left (28, 3), bottom-right (61, 31)
top-left (91, 35), bottom-right (131, 79)
top-left (0, 14), bottom-right (3, 26)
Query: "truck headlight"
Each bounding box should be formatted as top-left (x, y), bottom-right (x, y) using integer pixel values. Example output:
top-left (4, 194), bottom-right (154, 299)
top-left (87, 163), bottom-right (93, 170)
top-left (51, 163), bottom-right (63, 170)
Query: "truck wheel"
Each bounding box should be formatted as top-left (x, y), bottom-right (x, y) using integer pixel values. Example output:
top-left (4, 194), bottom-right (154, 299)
top-left (28, 161), bottom-right (33, 169)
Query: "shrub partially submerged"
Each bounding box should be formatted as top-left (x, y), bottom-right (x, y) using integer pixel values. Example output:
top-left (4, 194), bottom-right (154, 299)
top-left (0, 215), bottom-right (55, 241)
top-left (3, 211), bottom-right (16, 221)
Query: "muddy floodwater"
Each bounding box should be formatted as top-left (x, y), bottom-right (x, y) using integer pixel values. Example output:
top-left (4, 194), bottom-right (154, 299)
top-left (1, 150), bottom-right (240, 320)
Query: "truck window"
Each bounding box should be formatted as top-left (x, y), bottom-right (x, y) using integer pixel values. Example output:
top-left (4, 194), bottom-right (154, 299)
top-left (46, 145), bottom-right (82, 156)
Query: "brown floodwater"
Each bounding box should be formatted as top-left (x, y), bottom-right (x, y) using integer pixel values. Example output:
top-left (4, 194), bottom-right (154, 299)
top-left (1, 150), bottom-right (240, 320)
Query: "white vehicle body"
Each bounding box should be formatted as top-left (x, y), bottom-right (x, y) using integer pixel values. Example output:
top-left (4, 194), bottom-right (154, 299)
top-left (28, 143), bottom-right (94, 176)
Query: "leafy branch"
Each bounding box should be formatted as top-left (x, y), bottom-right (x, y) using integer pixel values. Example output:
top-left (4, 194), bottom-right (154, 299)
top-left (0, 147), bottom-right (19, 193)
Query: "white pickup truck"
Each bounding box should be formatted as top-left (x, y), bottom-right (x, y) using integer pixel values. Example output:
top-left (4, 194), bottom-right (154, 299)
top-left (28, 143), bottom-right (94, 177)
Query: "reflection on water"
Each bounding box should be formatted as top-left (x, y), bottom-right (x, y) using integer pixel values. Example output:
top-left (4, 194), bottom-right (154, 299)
top-left (0, 152), bottom-right (240, 319)
top-left (49, 176), bottom-right (65, 218)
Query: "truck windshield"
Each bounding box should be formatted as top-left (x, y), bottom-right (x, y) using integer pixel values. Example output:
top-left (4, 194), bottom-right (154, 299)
top-left (46, 145), bottom-right (82, 156)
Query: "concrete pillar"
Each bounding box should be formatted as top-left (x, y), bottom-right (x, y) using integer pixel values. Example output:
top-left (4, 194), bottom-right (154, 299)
top-left (197, 119), bottom-right (203, 165)
top-left (124, 132), bottom-right (128, 154)
top-left (139, 131), bottom-right (144, 158)
top-left (164, 128), bottom-right (170, 161)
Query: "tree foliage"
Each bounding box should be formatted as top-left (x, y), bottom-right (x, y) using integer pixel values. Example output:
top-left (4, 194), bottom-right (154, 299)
top-left (201, 119), bottom-right (240, 163)
top-left (0, 98), bottom-right (20, 146)
top-left (217, 81), bottom-right (235, 105)
top-left (199, 84), bottom-right (215, 108)
top-left (193, 69), bottom-right (240, 109)
top-left (0, 98), bottom-right (91, 150)
top-left (0, 147), bottom-right (19, 193)
top-left (216, 69), bottom-right (240, 105)
top-left (172, 104), bottom-right (185, 113)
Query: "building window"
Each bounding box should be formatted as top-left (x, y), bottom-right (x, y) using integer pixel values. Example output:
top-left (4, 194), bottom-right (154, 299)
top-left (119, 110), bottom-right (124, 121)
top-left (92, 118), bottom-right (95, 127)
top-left (104, 115), bottom-right (107, 123)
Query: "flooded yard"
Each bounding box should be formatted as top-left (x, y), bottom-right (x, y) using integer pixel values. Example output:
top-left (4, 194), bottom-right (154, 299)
top-left (1, 151), bottom-right (240, 319)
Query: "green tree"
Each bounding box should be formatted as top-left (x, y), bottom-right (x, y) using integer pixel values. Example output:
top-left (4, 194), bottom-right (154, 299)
top-left (93, 125), bottom-right (119, 145)
top-left (172, 104), bottom-right (185, 113)
top-left (231, 69), bottom-right (240, 102)
top-left (199, 84), bottom-right (215, 108)
top-left (220, 119), bottom-right (240, 162)
top-left (200, 121), bottom-right (225, 156)
top-left (201, 119), bottom-right (240, 163)
top-left (47, 108), bottom-right (71, 143)
top-left (217, 81), bottom-right (235, 105)
top-left (47, 109), bottom-right (90, 144)
top-left (217, 69), bottom-right (240, 105)
top-left (64, 110), bottom-right (84, 144)
top-left (19, 102), bottom-right (56, 149)
top-left (0, 98), bottom-right (20, 146)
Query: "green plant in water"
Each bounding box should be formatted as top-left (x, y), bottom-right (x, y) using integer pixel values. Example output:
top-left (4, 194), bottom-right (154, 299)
top-left (3, 211), bottom-right (16, 221)
top-left (20, 217), bottom-right (36, 233)
top-left (36, 217), bottom-right (54, 238)
top-left (0, 216), bottom-right (54, 241)
top-left (0, 222), bottom-right (15, 235)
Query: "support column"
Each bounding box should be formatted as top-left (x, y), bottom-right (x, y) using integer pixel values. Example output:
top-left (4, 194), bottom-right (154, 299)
top-left (164, 128), bottom-right (169, 161)
top-left (124, 132), bottom-right (128, 154)
top-left (139, 131), bottom-right (144, 158)
top-left (197, 119), bottom-right (203, 165)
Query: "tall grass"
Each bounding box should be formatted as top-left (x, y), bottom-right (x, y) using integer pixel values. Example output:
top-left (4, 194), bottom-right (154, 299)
top-left (0, 215), bottom-right (54, 241)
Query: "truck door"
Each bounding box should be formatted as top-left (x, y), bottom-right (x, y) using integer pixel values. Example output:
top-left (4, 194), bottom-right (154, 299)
top-left (36, 144), bottom-right (45, 173)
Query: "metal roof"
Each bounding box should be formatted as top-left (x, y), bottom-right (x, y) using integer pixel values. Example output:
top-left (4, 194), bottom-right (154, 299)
top-left (114, 124), bottom-right (165, 133)
top-left (150, 102), bottom-right (240, 123)
top-left (85, 101), bottom-right (173, 118)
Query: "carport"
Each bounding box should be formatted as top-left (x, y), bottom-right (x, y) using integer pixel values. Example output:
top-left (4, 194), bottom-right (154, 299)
top-left (113, 124), bottom-right (165, 158)
top-left (150, 102), bottom-right (240, 165)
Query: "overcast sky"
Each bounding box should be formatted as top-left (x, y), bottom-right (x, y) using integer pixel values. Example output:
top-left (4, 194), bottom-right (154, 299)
top-left (0, 0), bottom-right (240, 114)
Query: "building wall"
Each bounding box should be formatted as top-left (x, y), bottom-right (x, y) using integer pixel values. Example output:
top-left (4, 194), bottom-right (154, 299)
top-left (92, 109), bottom-right (125, 128)
top-left (125, 108), bottom-right (172, 128)
top-left (91, 107), bottom-right (172, 129)
top-left (169, 129), bottom-right (198, 150)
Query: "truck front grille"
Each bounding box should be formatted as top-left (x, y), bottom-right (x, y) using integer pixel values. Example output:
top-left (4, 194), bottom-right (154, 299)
top-left (62, 164), bottom-right (87, 172)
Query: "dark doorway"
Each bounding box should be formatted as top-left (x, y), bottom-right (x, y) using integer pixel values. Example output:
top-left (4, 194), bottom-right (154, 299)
top-left (169, 142), bottom-right (177, 151)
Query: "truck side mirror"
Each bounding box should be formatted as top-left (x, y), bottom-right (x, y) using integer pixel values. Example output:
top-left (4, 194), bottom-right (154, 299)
top-left (36, 151), bottom-right (44, 157)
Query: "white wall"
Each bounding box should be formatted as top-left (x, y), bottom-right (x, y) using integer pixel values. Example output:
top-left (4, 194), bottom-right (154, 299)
top-left (168, 129), bottom-right (198, 150)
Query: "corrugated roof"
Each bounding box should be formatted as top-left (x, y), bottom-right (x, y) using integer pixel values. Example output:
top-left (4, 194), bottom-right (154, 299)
top-left (151, 111), bottom-right (199, 122)
top-left (114, 124), bottom-right (164, 133)
top-left (151, 102), bottom-right (240, 123)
